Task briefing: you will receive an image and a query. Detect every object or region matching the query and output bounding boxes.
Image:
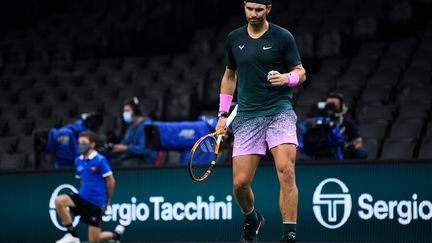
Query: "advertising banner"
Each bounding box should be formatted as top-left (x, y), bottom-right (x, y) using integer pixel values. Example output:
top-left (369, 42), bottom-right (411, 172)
top-left (0, 161), bottom-right (431, 242)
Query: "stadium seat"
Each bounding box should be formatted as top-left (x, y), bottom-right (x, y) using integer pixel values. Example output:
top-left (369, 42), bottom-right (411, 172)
top-left (43, 87), bottom-right (68, 104)
top-left (57, 73), bottom-right (83, 89)
top-left (7, 119), bottom-right (35, 137)
top-left (359, 121), bottom-right (388, 141)
top-left (380, 140), bottom-right (415, 159)
top-left (358, 87), bottom-right (392, 105)
top-left (16, 136), bottom-right (35, 167)
top-left (418, 139), bottom-right (432, 159)
top-left (397, 103), bottom-right (430, 122)
top-left (0, 153), bottom-right (27, 170)
top-left (33, 75), bottom-right (58, 89)
top-left (356, 105), bottom-right (396, 123)
top-left (105, 71), bottom-right (131, 86)
top-left (387, 120), bottom-right (423, 141)
top-left (122, 57), bottom-right (147, 71)
top-left (0, 104), bottom-right (27, 120)
top-left (18, 88), bottom-right (44, 104)
top-left (363, 138), bottom-right (380, 160)
top-left (0, 90), bottom-right (18, 105)
top-left (0, 136), bottom-right (18, 154)
top-left (0, 120), bottom-right (8, 137)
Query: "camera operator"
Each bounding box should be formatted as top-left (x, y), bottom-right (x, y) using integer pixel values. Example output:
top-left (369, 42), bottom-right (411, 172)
top-left (299, 92), bottom-right (367, 160)
top-left (325, 92), bottom-right (367, 159)
top-left (105, 97), bottom-right (157, 167)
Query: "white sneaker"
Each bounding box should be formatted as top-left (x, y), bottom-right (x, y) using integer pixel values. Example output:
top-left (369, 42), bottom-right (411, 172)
top-left (114, 224), bottom-right (125, 235)
top-left (56, 233), bottom-right (80, 243)
top-left (108, 225), bottom-right (125, 242)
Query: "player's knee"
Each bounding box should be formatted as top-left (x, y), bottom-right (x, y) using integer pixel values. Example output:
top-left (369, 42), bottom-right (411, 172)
top-left (279, 166), bottom-right (295, 186)
top-left (233, 177), bottom-right (251, 192)
top-left (54, 196), bottom-right (66, 207)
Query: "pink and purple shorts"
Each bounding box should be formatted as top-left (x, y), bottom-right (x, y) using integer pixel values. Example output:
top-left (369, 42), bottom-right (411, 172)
top-left (231, 109), bottom-right (298, 157)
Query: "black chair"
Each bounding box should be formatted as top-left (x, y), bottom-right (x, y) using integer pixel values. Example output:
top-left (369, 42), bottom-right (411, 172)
top-left (98, 58), bottom-right (122, 72)
top-left (105, 71), bottom-right (131, 86)
top-left (33, 75), bottom-right (58, 89)
top-left (387, 120), bottom-right (423, 141)
top-left (418, 139), bottom-right (432, 159)
top-left (363, 138), bottom-right (379, 160)
top-left (0, 120), bottom-right (8, 137)
top-left (356, 105), bottom-right (396, 123)
top-left (57, 73), bottom-right (83, 89)
top-left (51, 103), bottom-right (78, 120)
top-left (17, 136), bottom-right (35, 168)
top-left (43, 87), bottom-right (68, 104)
top-left (380, 139), bottom-right (415, 159)
top-left (359, 121), bottom-right (388, 141)
top-left (7, 119), bottom-right (35, 137)
top-left (0, 104), bottom-right (27, 120)
top-left (359, 87), bottom-right (392, 105)
top-left (18, 88), bottom-right (44, 104)
top-left (0, 136), bottom-right (18, 154)
top-left (0, 90), bottom-right (18, 105)
top-left (83, 72), bottom-right (107, 88)
top-left (68, 87), bottom-right (94, 104)
top-left (0, 153), bottom-right (27, 170)
top-left (122, 57), bottom-right (147, 71)
top-left (397, 103), bottom-right (430, 122)
top-left (34, 117), bottom-right (62, 130)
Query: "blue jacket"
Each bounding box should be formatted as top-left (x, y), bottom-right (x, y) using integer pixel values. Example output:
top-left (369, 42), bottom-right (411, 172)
top-left (119, 118), bottom-right (157, 163)
top-left (46, 119), bottom-right (88, 168)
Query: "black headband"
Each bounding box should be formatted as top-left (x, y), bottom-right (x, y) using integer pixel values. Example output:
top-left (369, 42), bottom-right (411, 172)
top-left (245, 0), bottom-right (272, 5)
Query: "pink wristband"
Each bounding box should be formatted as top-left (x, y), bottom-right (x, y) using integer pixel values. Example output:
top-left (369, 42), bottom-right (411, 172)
top-left (219, 94), bottom-right (233, 112)
top-left (285, 71), bottom-right (300, 87)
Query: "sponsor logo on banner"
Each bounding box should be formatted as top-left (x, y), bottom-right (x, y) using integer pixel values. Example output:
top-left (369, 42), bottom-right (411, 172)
top-left (313, 178), bottom-right (432, 229)
top-left (50, 184), bottom-right (233, 228)
top-left (313, 178), bottom-right (352, 229)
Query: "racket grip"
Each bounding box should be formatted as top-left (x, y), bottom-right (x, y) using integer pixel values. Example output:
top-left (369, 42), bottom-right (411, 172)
top-left (226, 104), bottom-right (238, 127)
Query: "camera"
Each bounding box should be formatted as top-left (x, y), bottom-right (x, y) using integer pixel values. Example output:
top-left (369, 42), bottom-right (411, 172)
top-left (298, 101), bottom-right (345, 159)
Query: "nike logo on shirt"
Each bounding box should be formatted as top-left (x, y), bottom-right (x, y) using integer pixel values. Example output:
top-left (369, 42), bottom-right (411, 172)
top-left (263, 46), bottom-right (272, 50)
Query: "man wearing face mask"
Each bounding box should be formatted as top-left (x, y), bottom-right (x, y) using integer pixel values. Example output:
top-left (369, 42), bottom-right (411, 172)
top-left (109, 97), bottom-right (157, 166)
top-left (54, 131), bottom-right (125, 243)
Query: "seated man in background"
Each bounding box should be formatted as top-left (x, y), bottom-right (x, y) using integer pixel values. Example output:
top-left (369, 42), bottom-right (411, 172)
top-left (325, 92), bottom-right (368, 159)
top-left (107, 97), bottom-right (157, 166)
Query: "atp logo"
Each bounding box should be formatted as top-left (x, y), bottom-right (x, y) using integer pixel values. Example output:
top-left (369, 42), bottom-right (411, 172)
top-left (49, 184), bottom-right (80, 230)
top-left (313, 178), bottom-right (352, 229)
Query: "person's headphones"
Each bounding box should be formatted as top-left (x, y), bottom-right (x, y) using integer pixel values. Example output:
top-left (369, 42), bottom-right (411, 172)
top-left (326, 92), bottom-right (348, 115)
top-left (124, 96), bottom-right (143, 116)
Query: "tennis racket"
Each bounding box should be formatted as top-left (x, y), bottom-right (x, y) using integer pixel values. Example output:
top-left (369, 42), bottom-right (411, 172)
top-left (188, 105), bottom-right (238, 182)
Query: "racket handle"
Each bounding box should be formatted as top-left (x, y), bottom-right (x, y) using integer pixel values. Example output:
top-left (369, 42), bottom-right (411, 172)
top-left (226, 104), bottom-right (238, 127)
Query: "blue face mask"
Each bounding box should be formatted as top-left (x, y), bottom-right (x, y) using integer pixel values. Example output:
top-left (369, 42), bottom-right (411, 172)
top-left (78, 143), bottom-right (91, 155)
top-left (123, 111), bottom-right (133, 123)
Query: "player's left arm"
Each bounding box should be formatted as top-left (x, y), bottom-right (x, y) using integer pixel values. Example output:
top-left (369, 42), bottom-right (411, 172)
top-left (287, 64), bottom-right (307, 84)
top-left (268, 64), bottom-right (306, 86)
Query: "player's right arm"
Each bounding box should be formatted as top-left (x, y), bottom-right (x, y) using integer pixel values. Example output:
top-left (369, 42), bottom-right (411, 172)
top-left (216, 68), bottom-right (237, 133)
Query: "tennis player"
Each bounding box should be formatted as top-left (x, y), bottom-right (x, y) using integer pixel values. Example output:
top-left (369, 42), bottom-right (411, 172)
top-left (215, 1), bottom-right (306, 242)
top-left (54, 131), bottom-right (124, 243)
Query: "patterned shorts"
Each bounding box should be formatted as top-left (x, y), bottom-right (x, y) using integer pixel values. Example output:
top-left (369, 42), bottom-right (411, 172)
top-left (231, 109), bottom-right (298, 157)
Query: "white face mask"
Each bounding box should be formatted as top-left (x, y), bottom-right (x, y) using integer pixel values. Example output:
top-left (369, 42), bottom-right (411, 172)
top-left (123, 111), bottom-right (133, 123)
